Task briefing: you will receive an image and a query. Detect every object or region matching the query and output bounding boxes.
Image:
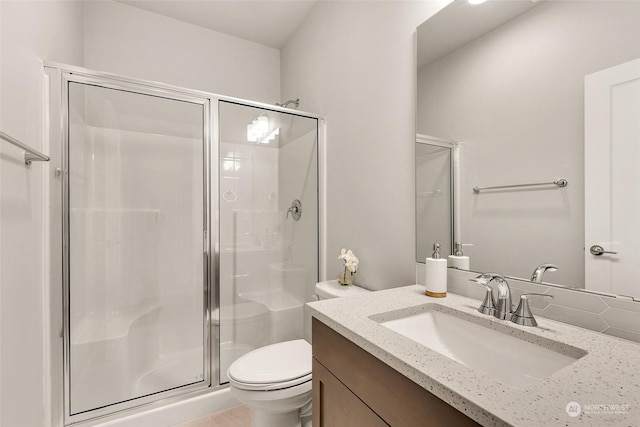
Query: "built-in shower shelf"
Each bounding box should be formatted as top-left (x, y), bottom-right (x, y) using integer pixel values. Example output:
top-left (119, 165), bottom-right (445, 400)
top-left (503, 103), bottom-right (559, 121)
top-left (229, 208), bottom-right (281, 214)
top-left (268, 262), bottom-right (306, 273)
top-left (71, 306), bottom-right (156, 345)
top-left (69, 207), bottom-right (162, 215)
top-left (239, 289), bottom-right (303, 313)
top-left (221, 244), bottom-right (281, 253)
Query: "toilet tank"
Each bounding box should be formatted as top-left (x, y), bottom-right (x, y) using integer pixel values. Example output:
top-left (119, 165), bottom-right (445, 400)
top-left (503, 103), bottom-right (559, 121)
top-left (314, 280), bottom-right (371, 300)
top-left (306, 280), bottom-right (371, 342)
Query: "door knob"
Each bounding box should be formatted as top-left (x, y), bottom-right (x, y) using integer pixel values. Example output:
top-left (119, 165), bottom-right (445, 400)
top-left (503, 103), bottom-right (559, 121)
top-left (589, 245), bottom-right (617, 256)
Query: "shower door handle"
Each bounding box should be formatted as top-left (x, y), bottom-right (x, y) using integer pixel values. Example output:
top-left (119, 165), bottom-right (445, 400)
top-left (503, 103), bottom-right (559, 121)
top-left (203, 251), bottom-right (210, 293)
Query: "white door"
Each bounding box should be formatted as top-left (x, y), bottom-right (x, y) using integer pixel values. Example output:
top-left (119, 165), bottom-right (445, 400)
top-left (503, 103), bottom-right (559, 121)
top-left (585, 58), bottom-right (640, 296)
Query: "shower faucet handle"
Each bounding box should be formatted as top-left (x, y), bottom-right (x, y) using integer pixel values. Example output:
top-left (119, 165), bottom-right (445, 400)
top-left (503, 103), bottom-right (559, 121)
top-left (286, 199), bottom-right (302, 221)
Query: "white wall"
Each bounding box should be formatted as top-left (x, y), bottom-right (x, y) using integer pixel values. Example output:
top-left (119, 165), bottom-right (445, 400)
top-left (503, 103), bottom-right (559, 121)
top-left (417, 1), bottom-right (640, 287)
top-left (83, 0), bottom-right (281, 103)
top-left (1, 1), bottom-right (284, 424)
top-left (0, 2), bottom-right (84, 426)
top-left (280, 0), bottom-right (450, 290)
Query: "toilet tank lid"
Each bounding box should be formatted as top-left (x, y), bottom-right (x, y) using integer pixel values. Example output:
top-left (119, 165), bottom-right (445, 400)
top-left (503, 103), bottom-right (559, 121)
top-left (227, 339), bottom-right (311, 384)
top-left (315, 280), bottom-right (371, 299)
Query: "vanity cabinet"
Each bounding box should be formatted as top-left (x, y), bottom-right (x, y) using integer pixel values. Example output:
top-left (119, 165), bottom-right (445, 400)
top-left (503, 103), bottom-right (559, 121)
top-left (312, 318), bottom-right (480, 427)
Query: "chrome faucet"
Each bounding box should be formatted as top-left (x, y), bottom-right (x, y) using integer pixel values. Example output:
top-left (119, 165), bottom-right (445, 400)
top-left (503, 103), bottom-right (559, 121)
top-left (468, 273), bottom-right (513, 320)
top-left (530, 263), bottom-right (558, 283)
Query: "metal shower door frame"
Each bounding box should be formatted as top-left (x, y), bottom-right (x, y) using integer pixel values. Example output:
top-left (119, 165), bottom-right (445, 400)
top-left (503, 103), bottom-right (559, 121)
top-left (57, 67), bottom-right (216, 426)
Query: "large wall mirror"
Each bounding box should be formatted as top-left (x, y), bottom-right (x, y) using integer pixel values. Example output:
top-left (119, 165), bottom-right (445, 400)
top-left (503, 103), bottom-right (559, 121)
top-left (416, 0), bottom-right (640, 300)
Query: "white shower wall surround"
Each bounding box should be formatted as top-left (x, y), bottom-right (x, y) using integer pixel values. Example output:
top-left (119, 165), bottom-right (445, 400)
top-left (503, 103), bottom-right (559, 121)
top-left (417, 265), bottom-right (640, 344)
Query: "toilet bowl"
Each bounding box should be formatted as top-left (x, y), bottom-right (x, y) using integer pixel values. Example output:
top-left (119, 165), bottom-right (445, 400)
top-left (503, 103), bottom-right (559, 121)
top-left (227, 280), bottom-right (371, 427)
top-left (227, 339), bottom-right (312, 427)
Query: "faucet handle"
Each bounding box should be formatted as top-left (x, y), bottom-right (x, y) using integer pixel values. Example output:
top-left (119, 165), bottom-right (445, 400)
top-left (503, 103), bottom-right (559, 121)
top-left (478, 285), bottom-right (497, 316)
top-left (511, 293), bottom-right (553, 327)
top-left (467, 279), bottom-right (497, 316)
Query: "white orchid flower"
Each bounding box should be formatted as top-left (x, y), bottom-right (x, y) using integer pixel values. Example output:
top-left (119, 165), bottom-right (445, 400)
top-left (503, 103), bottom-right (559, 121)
top-left (338, 248), bottom-right (359, 274)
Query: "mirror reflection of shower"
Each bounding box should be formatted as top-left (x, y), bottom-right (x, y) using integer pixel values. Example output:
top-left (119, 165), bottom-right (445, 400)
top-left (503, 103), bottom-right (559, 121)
top-left (415, 135), bottom-right (458, 262)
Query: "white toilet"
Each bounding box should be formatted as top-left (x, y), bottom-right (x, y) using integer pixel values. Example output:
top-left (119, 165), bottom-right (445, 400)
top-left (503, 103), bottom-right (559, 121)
top-left (227, 339), bottom-right (312, 427)
top-left (227, 280), bottom-right (371, 427)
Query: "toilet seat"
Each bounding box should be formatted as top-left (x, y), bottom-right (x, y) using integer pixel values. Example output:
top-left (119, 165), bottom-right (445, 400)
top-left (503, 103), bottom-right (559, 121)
top-left (229, 373), bottom-right (312, 391)
top-left (227, 339), bottom-right (311, 391)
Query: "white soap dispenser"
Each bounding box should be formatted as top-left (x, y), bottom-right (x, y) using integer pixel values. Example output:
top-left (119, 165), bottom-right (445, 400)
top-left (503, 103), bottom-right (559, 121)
top-left (448, 242), bottom-right (471, 270)
top-left (425, 243), bottom-right (447, 298)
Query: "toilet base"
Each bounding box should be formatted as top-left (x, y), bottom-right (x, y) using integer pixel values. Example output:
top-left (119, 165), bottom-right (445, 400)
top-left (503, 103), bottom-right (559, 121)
top-left (229, 380), bottom-right (311, 427)
top-left (251, 408), bottom-right (301, 427)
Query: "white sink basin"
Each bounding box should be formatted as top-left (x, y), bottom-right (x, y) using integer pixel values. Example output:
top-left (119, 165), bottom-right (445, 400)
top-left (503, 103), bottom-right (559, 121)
top-left (374, 304), bottom-right (586, 390)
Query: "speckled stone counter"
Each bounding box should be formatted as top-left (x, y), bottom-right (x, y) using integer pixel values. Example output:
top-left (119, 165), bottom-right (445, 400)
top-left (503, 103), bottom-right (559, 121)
top-left (306, 285), bottom-right (640, 426)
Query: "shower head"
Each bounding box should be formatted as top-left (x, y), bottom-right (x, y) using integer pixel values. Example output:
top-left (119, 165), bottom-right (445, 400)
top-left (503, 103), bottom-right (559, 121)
top-left (276, 98), bottom-right (299, 109)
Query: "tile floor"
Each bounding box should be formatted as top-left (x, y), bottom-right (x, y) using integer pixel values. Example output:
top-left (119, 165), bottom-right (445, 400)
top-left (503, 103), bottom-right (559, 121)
top-left (177, 405), bottom-right (252, 427)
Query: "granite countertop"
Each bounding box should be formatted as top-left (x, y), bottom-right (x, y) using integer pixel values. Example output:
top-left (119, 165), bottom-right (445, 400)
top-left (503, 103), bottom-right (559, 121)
top-left (306, 285), bottom-right (640, 427)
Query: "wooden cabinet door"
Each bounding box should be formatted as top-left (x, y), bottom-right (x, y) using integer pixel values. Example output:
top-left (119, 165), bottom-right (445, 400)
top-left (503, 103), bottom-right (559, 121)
top-left (312, 319), bottom-right (480, 427)
top-left (313, 359), bottom-right (389, 427)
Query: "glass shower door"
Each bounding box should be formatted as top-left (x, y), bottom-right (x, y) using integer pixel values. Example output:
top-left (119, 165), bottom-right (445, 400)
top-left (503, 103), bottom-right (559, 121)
top-left (65, 78), bottom-right (211, 419)
top-left (217, 101), bottom-right (318, 382)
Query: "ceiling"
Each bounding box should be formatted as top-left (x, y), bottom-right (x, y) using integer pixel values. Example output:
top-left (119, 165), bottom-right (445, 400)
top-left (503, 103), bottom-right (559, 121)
top-left (117, 0), bottom-right (318, 49)
top-left (417, 0), bottom-right (541, 68)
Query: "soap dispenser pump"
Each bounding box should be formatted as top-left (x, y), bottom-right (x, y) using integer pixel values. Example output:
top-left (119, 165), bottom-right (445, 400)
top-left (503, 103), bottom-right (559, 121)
top-left (448, 242), bottom-right (471, 270)
top-left (425, 243), bottom-right (447, 298)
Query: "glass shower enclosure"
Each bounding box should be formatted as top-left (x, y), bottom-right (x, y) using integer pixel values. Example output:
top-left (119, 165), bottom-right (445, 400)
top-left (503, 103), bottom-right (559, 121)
top-left (52, 66), bottom-right (319, 425)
